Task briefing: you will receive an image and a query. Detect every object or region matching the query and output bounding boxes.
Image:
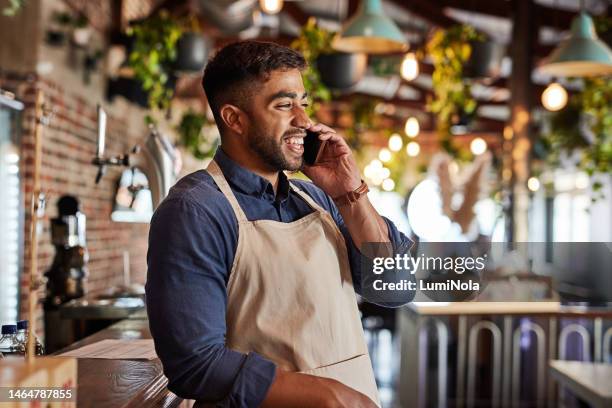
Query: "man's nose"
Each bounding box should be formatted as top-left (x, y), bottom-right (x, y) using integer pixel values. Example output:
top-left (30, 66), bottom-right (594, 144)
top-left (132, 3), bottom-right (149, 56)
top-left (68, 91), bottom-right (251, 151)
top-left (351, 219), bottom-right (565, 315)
top-left (291, 106), bottom-right (312, 129)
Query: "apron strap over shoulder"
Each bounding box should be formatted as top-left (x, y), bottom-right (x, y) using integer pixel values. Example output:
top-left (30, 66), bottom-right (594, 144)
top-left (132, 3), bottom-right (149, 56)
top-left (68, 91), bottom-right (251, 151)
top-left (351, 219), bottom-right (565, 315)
top-left (289, 182), bottom-right (327, 213)
top-left (206, 160), bottom-right (249, 223)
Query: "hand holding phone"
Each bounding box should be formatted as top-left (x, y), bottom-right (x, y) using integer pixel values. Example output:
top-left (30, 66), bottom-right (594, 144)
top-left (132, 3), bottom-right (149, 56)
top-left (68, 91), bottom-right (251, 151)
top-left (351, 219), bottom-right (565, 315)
top-left (303, 130), bottom-right (327, 166)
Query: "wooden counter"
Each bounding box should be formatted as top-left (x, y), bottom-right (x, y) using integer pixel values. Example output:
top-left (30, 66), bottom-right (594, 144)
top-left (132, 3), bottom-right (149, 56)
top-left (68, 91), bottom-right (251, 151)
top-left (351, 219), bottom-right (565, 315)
top-left (405, 301), bottom-right (612, 317)
top-left (53, 316), bottom-right (185, 408)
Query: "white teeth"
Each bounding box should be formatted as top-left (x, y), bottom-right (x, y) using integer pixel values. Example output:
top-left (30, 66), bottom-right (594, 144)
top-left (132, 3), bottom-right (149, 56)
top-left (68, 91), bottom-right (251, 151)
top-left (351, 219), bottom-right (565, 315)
top-left (285, 137), bottom-right (304, 145)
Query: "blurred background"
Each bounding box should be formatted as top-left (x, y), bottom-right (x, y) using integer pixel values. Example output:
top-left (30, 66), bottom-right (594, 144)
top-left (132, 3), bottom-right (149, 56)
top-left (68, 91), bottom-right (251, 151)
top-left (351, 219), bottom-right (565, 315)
top-left (0, 0), bottom-right (610, 407)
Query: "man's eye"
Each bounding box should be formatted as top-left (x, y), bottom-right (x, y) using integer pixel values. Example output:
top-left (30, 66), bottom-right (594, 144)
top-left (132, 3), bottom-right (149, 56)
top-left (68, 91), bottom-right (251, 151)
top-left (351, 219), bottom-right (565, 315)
top-left (277, 104), bottom-right (292, 109)
top-left (301, 103), bottom-right (310, 108)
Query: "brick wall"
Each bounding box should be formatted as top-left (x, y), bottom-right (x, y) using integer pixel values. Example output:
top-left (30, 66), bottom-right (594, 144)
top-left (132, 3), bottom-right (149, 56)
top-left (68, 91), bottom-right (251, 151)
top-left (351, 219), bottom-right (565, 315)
top-left (1, 0), bottom-right (205, 339)
top-left (1, 72), bottom-right (152, 337)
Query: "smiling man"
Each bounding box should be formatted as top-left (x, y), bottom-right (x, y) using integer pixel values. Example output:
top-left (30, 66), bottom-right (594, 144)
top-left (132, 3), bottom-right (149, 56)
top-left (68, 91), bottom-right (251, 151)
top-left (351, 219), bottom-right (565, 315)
top-left (146, 41), bottom-right (412, 408)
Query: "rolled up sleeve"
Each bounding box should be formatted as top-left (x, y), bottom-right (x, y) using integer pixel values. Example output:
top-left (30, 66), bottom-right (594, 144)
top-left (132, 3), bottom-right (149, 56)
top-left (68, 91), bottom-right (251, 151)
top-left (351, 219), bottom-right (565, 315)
top-left (146, 197), bottom-right (276, 406)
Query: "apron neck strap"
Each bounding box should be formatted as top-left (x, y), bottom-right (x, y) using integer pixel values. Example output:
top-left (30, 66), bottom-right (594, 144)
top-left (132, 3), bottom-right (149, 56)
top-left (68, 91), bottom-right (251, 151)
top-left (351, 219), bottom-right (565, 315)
top-left (289, 183), bottom-right (326, 213)
top-left (206, 160), bottom-right (248, 223)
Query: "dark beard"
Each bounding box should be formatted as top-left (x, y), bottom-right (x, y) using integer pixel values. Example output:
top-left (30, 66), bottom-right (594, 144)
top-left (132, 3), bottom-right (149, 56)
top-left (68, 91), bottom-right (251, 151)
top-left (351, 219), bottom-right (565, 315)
top-left (248, 126), bottom-right (303, 172)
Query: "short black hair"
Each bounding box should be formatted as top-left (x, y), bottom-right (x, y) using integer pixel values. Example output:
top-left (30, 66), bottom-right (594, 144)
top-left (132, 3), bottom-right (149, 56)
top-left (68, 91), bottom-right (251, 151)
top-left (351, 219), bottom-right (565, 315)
top-left (202, 40), bottom-right (307, 127)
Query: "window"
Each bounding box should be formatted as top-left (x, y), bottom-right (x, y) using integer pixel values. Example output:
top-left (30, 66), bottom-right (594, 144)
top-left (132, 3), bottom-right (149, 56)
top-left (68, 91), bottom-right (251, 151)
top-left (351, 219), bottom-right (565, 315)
top-left (0, 93), bottom-right (24, 326)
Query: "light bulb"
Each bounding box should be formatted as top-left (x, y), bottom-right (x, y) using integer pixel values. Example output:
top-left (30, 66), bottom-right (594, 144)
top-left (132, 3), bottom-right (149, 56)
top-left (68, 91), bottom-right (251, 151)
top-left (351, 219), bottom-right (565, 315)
top-left (380, 167), bottom-right (391, 179)
top-left (541, 82), bottom-right (568, 112)
top-left (370, 159), bottom-right (383, 169)
top-left (388, 133), bottom-right (403, 151)
top-left (470, 137), bottom-right (487, 155)
top-left (575, 173), bottom-right (589, 189)
top-left (260, 0), bottom-right (283, 14)
top-left (405, 117), bottom-right (419, 138)
top-left (527, 177), bottom-right (540, 192)
top-left (382, 178), bottom-right (395, 191)
top-left (378, 148), bottom-right (392, 163)
top-left (400, 53), bottom-right (419, 81)
top-left (406, 141), bottom-right (420, 157)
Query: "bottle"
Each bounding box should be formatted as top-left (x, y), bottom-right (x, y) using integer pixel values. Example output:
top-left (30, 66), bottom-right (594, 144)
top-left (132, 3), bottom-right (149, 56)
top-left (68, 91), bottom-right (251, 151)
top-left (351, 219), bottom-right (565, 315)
top-left (0, 325), bottom-right (25, 357)
top-left (16, 320), bottom-right (27, 343)
top-left (16, 320), bottom-right (45, 356)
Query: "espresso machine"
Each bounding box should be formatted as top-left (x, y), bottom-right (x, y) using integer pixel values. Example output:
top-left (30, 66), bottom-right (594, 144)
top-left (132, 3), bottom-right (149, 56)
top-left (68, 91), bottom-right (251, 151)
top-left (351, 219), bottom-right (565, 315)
top-left (43, 195), bottom-right (88, 352)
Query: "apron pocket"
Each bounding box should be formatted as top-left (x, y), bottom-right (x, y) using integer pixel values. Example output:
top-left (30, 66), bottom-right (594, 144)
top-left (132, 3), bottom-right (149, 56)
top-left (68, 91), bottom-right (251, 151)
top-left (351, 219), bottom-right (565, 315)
top-left (299, 354), bottom-right (381, 407)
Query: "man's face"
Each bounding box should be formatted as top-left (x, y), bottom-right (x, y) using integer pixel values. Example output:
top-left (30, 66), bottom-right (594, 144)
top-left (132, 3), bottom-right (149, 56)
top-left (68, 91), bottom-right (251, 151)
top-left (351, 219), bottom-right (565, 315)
top-left (243, 69), bottom-right (311, 172)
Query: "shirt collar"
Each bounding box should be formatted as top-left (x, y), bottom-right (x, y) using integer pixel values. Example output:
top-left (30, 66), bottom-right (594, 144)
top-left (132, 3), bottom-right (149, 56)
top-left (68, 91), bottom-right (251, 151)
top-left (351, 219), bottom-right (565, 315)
top-left (213, 148), bottom-right (290, 202)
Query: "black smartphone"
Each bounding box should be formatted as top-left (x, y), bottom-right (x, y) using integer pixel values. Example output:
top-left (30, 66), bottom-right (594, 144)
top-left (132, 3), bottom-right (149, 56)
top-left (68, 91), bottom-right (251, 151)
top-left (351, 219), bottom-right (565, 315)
top-left (303, 130), bottom-right (327, 166)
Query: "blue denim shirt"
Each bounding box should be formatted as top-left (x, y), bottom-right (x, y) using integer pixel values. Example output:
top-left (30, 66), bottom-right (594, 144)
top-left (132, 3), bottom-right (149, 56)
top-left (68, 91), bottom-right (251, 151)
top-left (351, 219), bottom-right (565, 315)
top-left (145, 148), bottom-right (412, 406)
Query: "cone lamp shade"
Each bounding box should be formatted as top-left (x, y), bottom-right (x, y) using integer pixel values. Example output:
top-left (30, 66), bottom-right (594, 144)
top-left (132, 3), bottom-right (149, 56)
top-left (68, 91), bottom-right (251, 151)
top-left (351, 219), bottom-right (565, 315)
top-left (332, 0), bottom-right (407, 54)
top-left (539, 12), bottom-right (612, 77)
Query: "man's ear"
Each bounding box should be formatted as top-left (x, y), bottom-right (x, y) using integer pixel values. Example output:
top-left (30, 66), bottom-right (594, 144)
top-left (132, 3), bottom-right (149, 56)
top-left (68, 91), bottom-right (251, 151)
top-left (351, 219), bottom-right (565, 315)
top-left (219, 104), bottom-right (247, 136)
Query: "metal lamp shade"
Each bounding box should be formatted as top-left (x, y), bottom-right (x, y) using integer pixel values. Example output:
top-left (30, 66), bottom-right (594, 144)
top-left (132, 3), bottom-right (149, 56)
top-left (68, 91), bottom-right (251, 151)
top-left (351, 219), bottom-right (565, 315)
top-left (539, 12), bottom-right (612, 77)
top-left (332, 0), bottom-right (407, 54)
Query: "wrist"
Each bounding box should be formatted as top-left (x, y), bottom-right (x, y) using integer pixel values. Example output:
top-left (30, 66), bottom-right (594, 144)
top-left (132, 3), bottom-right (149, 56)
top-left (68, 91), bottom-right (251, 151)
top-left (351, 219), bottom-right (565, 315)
top-left (332, 180), bottom-right (369, 208)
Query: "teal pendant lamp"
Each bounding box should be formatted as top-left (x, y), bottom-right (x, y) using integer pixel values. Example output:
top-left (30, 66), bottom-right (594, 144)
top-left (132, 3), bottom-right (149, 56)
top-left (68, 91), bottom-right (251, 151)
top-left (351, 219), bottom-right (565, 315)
top-left (332, 0), bottom-right (408, 54)
top-left (539, 12), bottom-right (612, 77)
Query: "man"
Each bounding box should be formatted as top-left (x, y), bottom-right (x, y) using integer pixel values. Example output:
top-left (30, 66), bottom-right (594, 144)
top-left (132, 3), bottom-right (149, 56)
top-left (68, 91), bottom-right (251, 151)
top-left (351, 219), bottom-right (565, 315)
top-left (146, 41), bottom-right (411, 407)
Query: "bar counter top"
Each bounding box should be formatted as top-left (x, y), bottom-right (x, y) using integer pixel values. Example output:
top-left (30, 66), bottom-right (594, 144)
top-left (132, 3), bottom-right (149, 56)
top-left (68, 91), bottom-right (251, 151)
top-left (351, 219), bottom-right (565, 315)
top-left (405, 301), bottom-right (612, 317)
top-left (53, 313), bottom-right (185, 408)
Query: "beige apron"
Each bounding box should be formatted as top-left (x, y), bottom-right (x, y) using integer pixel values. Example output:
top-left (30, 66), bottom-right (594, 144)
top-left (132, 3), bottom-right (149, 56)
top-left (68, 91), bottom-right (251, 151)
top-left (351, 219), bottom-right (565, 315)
top-left (206, 160), bottom-right (381, 406)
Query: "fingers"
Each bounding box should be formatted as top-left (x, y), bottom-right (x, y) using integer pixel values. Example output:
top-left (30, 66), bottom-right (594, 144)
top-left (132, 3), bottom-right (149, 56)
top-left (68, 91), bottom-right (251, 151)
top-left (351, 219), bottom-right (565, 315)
top-left (319, 133), bottom-right (346, 146)
top-left (308, 123), bottom-right (336, 134)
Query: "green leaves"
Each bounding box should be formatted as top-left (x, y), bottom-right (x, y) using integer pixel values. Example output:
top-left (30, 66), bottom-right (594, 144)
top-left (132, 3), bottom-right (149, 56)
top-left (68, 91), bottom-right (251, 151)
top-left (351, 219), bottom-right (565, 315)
top-left (291, 18), bottom-right (334, 115)
top-left (177, 110), bottom-right (219, 160)
top-left (546, 78), bottom-right (612, 178)
top-left (426, 25), bottom-right (482, 156)
top-left (127, 10), bottom-right (183, 111)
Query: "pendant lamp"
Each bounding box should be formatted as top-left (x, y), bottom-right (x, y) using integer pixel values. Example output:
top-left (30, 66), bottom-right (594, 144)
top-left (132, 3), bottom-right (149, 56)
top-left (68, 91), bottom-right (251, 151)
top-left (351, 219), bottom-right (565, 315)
top-left (539, 12), bottom-right (612, 77)
top-left (332, 0), bottom-right (407, 54)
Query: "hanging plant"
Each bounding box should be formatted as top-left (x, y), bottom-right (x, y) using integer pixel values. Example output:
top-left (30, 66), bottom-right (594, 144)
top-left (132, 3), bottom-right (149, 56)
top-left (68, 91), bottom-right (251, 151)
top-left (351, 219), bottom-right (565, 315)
top-left (545, 77), bottom-right (612, 198)
top-left (291, 18), bottom-right (333, 115)
top-left (127, 10), bottom-right (183, 111)
top-left (177, 110), bottom-right (219, 160)
top-left (426, 25), bottom-right (483, 156)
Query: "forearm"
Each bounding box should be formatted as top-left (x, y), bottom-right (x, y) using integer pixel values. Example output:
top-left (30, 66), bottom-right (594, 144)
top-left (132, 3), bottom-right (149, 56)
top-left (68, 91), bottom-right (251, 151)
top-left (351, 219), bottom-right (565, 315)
top-left (336, 196), bottom-right (389, 251)
top-left (261, 370), bottom-right (375, 408)
top-left (261, 371), bottom-right (330, 408)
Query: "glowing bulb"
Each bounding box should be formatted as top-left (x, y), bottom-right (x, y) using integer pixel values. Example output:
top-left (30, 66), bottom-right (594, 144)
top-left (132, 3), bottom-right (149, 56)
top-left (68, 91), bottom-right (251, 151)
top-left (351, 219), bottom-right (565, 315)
top-left (400, 53), bottom-right (419, 81)
top-left (370, 159), bottom-right (383, 169)
top-left (364, 165), bottom-right (374, 180)
top-left (405, 117), bottom-right (419, 138)
top-left (470, 137), bottom-right (487, 155)
top-left (575, 173), bottom-right (589, 189)
top-left (380, 167), bottom-right (391, 179)
top-left (259, 0), bottom-right (283, 14)
top-left (382, 178), bottom-right (395, 191)
top-left (378, 148), bottom-right (392, 163)
top-left (388, 133), bottom-right (403, 152)
top-left (527, 177), bottom-right (540, 192)
top-left (541, 82), bottom-right (568, 112)
top-left (406, 141), bottom-right (420, 157)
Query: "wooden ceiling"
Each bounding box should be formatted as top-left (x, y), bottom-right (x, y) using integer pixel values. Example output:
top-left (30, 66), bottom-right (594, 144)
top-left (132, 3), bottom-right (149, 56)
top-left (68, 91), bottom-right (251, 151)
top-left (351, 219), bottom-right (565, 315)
top-left (104, 0), bottom-right (610, 138)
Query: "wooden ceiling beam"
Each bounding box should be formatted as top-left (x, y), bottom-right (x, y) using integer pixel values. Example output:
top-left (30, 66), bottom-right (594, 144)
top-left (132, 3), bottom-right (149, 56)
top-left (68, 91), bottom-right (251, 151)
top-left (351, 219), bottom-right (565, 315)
top-left (283, 2), bottom-right (310, 26)
top-left (429, 0), bottom-right (577, 30)
top-left (387, 0), bottom-right (456, 28)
